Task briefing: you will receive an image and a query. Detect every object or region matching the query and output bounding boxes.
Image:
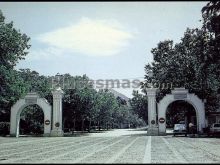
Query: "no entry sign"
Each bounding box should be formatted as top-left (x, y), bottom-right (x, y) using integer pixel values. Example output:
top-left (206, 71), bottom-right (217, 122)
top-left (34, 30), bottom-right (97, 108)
top-left (45, 120), bottom-right (50, 125)
top-left (159, 118), bottom-right (165, 123)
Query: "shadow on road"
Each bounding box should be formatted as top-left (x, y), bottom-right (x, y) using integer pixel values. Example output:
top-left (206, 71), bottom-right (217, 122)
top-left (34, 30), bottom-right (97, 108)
top-left (122, 133), bottom-right (148, 137)
top-left (127, 127), bottom-right (148, 131)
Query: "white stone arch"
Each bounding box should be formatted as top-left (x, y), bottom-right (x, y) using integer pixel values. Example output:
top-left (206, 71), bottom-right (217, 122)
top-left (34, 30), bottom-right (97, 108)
top-left (10, 93), bottom-right (52, 137)
top-left (157, 88), bottom-right (205, 135)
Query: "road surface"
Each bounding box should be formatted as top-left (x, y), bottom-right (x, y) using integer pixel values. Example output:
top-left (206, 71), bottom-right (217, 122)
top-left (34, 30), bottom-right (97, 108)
top-left (0, 128), bottom-right (220, 164)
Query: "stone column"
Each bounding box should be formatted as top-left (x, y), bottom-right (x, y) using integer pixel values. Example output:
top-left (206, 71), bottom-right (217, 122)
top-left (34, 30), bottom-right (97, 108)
top-left (146, 88), bottom-right (158, 135)
top-left (50, 87), bottom-right (64, 137)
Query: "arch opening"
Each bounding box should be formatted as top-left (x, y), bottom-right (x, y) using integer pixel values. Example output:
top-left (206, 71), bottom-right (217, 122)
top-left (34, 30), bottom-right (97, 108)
top-left (19, 104), bottom-right (44, 136)
top-left (166, 100), bottom-right (197, 134)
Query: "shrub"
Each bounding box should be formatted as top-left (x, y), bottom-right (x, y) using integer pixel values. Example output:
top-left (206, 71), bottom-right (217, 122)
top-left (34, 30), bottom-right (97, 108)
top-left (0, 122), bottom-right (10, 136)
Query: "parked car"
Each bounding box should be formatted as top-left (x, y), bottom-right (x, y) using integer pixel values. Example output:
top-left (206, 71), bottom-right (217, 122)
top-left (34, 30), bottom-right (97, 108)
top-left (173, 123), bottom-right (187, 137)
top-left (208, 123), bottom-right (220, 137)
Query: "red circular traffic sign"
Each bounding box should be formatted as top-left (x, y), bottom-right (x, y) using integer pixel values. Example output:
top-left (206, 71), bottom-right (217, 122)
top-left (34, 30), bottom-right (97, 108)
top-left (159, 118), bottom-right (165, 123)
top-left (45, 120), bottom-right (50, 125)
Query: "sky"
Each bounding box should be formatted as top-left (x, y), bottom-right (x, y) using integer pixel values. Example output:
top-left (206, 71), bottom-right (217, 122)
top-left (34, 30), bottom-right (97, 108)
top-left (0, 2), bottom-right (208, 98)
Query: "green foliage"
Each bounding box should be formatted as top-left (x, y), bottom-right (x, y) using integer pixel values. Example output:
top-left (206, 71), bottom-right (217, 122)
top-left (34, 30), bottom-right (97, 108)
top-left (143, 26), bottom-right (220, 112)
top-left (62, 74), bottom-right (97, 130)
top-left (202, 1), bottom-right (220, 37)
top-left (0, 67), bottom-right (27, 108)
top-left (0, 10), bottom-right (30, 69)
top-left (20, 105), bottom-right (44, 135)
top-left (129, 90), bottom-right (148, 124)
top-left (61, 74), bottom-right (145, 132)
top-left (0, 10), bottom-right (31, 120)
top-left (141, 1), bottom-right (220, 114)
top-left (0, 9), bottom-right (150, 133)
top-left (18, 69), bottom-right (51, 98)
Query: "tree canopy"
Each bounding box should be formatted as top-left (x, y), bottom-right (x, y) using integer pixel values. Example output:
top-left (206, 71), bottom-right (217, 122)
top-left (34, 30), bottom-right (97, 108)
top-left (142, 1), bottom-right (220, 113)
top-left (0, 10), bottom-right (31, 120)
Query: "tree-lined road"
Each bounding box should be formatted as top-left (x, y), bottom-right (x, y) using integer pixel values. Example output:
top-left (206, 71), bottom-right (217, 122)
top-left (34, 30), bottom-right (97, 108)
top-left (0, 129), bottom-right (220, 164)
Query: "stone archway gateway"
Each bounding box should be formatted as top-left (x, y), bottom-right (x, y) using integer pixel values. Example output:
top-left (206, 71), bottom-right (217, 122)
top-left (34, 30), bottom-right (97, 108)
top-left (10, 93), bottom-right (52, 137)
top-left (10, 87), bottom-right (64, 137)
top-left (147, 88), bottom-right (206, 135)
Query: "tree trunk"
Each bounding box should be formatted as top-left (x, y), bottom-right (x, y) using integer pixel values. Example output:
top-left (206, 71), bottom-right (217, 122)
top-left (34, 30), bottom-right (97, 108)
top-left (72, 118), bottom-right (76, 134)
top-left (98, 121), bottom-right (101, 131)
top-left (88, 118), bottom-right (91, 133)
top-left (81, 116), bottom-right (84, 132)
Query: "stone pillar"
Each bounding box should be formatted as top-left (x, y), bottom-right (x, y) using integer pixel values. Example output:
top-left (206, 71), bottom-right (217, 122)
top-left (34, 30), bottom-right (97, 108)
top-left (50, 87), bottom-right (64, 137)
top-left (146, 88), bottom-right (158, 136)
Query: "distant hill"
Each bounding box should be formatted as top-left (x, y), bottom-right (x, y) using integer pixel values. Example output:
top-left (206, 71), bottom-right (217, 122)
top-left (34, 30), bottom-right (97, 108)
top-left (108, 88), bottom-right (130, 103)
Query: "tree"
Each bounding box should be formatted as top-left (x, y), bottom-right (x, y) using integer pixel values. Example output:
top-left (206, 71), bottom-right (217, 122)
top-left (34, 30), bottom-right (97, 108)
top-left (129, 90), bottom-right (148, 124)
top-left (62, 74), bottom-right (98, 132)
top-left (141, 8), bottom-right (219, 125)
top-left (202, 1), bottom-right (220, 37)
top-left (142, 25), bottom-right (220, 112)
top-left (202, 1), bottom-right (220, 100)
top-left (0, 10), bottom-right (30, 69)
top-left (18, 69), bottom-right (52, 98)
top-left (0, 10), bottom-right (30, 122)
top-left (95, 89), bottom-right (118, 130)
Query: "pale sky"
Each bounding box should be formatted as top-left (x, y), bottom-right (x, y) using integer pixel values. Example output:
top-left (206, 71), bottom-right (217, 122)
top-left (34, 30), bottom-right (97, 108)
top-left (0, 2), bottom-right (208, 98)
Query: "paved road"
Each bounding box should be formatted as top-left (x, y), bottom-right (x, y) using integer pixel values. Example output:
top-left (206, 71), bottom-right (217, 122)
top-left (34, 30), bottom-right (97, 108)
top-left (0, 129), bottom-right (220, 164)
top-left (89, 128), bottom-right (147, 137)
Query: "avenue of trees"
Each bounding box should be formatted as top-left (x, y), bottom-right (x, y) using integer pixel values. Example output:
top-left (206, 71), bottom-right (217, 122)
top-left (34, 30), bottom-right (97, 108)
top-left (0, 10), bottom-right (145, 135)
top-left (1, 1), bottom-right (219, 135)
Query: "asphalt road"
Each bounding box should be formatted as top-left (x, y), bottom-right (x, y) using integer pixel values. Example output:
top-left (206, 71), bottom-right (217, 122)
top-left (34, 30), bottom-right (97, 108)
top-left (0, 129), bottom-right (220, 164)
